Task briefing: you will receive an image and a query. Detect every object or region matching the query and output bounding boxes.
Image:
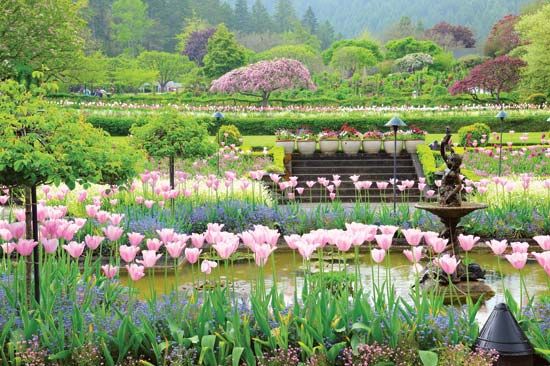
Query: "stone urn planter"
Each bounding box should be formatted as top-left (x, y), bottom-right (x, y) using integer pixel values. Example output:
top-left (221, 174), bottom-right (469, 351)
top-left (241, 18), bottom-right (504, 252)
top-left (405, 140), bottom-right (424, 154)
top-left (275, 140), bottom-right (295, 154)
top-left (383, 140), bottom-right (403, 155)
top-left (362, 140), bottom-right (381, 154)
top-left (297, 140), bottom-right (317, 155)
top-left (342, 140), bottom-right (362, 155)
top-left (319, 139), bottom-right (339, 155)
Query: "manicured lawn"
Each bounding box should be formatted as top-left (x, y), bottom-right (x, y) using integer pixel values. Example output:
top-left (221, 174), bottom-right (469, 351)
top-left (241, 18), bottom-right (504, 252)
top-left (427, 131), bottom-right (548, 145)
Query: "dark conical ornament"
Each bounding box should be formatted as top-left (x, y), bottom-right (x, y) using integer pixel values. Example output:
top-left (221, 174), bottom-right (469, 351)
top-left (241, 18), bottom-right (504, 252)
top-left (475, 303), bottom-right (534, 365)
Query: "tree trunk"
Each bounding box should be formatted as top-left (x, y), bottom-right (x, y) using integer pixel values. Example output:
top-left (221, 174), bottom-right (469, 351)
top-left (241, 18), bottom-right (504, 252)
top-left (31, 185), bottom-right (39, 304)
top-left (261, 92), bottom-right (270, 107)
top-left (24, 187), bottom-right (32, 306)
top-left (169, 155), bottom-right (175, 190)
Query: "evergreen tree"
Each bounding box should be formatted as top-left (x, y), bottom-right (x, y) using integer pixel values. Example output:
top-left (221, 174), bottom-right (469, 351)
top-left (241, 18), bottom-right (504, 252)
top-left (317, 20), bottom-right (335, 50)
top-left (274, 0), bottom-right (297, 33)
top-left (203, 24), bottom-right (246, 78)
top-left (143, 0), bottom-right (191, 52)
top-left (233, 0), bottom-right (251, 33)
top-left (111, 0), bottom-right (152, 56)
top-left (250, 0), bottom-right (274, 33)
top-left (301, 6), bottom-right (318, 34)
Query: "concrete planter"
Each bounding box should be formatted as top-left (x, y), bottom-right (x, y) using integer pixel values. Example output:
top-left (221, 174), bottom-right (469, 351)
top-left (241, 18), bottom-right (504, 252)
top-left (297, 140), bottom-right (316, 155)
top-left (342, 140), bottom-right (362, 155)
top-left (319, 140), bottom-right (339, 155)
top-left (405, 140), bottom-right (424, 153)
top-left (362, 140), bottom-right (381, 154)
top-left (383, 140), bottom-right (403, 155)
top-left (275, 140), bottom-right (295, 154)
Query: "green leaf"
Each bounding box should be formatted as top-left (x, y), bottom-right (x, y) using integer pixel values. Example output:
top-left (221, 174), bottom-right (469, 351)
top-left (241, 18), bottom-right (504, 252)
top-left (232, 347), bottom-right (244, 366)
top-left (419, 350), bottom-right (438, 366)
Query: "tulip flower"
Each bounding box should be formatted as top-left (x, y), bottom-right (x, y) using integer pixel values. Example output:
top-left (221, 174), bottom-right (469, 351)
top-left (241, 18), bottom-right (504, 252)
top-left (189, 233), bottom-right (205, 249)
top-left (0, 196), bottom-right (8, 205)
top-left (532, 251), bottom-right (550, 269)
top-left (146, 238), bottom-right (163, 251)
top-left (429, 238), bottom-right (448, 254)
top-left (376, 181), bottom-right (389, 190)
top-left (371, 248), bottom-right (386, 263)
top-left (103, 225), bottom-right (123, 242)
top-left (334, 233), bottom-right (353, 252)
top-left (401, 228), bottom-right (424, 246)
top-left (1, 242), bottom-right (16, 254)
top-left (297, 241), bottom-right (317, 260)
top-left (41, 238), bottom-right (59, 254)
top-left (213, 241), bottom-right (237, 260)
top-left (119, 245), bottom-right (140, 263)
top-left (15, 239), bottom-right (38, 256)
top-left (253, 244), bottom-right (276, 266)
top-left (62, 241), bottom-right (85, 258)
top-left (184, 247), bottom-right (201, 264)
top-left (437, 254), bottom-right (459, 275)
top-left (505, 252), bottom-right (528, 270)
top-left (533, 236), bottom-right (550, 251)
top-left (165, 241), bottom-right (186, 258)
top-left (486, 239), bottom-right (507, 255)
top-left (0, 228), bottom-right (13, 241)
top-left (458, 234), bottom-right (479, 252)
top-left (136, 250), bottom-right (162, 268)
top-left (511, 242), bottom-right (529, 254)
top-left (375, 234), bottom-right (393, 250)
top-left (200, 260), bottom-right (218, 275)
top-left (156, 228), bottom-right (176, 243)
top-left (126, 264), bottom-right (145, 281)
top-left (404, 246), bottom-right (423, 263)
top-left (425, 190), bottom-right (436, 198)
top-left (379, 225), bottom-right (398, 236)
top-left (101, 264), bottom-right (118, 279)
top-left (127, 232), bottom-right (145, 247)
top-left (284, 234), bottom-right (301, 250)
top-left (84, 235), bottom-right (104, 250)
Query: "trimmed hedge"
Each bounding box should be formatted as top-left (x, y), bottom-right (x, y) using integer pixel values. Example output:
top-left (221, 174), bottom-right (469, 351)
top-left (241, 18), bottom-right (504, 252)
top-left (417, 143), bottom-right (480, 184)
top-left (87, 113), bottom-right (550, 137)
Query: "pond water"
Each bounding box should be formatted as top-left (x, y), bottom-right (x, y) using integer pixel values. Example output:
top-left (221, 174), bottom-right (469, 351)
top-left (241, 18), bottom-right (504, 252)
top-left (122, 251), bottom-right (550, 323)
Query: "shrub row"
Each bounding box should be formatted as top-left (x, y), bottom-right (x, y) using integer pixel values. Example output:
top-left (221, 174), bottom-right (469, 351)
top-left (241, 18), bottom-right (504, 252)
top-left (87, 113), bottom-right (549, 137)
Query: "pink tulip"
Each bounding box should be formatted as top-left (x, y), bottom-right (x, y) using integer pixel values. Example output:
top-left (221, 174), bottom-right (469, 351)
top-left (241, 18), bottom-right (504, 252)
top-left (458, 234), bottom-right (479, 252)
top-left (15, 210), bottom-right (25, 222)
top-left (437, 254), bottom-right (459, 275)
top-left (425, 190), bottom-right (436, 198)
top-left (137, 250), bottom-right (162, 268)
top-left (41, 238), bottom-right (59, 253)
top-left (15, 239), bottom-right (37, 256)
top-left (505, 252), bottom-right (528, 270)
top-left (184, 247), bottom-right (201, 264)
top-left (84, 235), bottom-right (104, 250)
top-left (284, 234), bottom-right (301, 250)
top-left (532, 251), bottom-right (550, 269)
top-left (109, 213), bottom-right (124, 225)
top-left (379, 225), bottom-right (398, 236)
top-left (253, 244), bottom-right (276, 266)
top-left (62, 241), bottom-right (85, 258)
top-left (101, 264), bottom-right (118, 279)
top-left (430, 238), bottom-right (448, 254)
top-left (533, 236), bottom-right (550, 251)
top-left (375, 234), bottom-right (393, 250)
top-left (190, 233), bottom-right (205, 248)
top-left (95, 211), bottom-right (110, 224)
top-left (418, 183), bottom-right (426, 191)
top-left (126, 264), bottom-right (145, 281)
top-left (486, 239), bottom-right (508, 255)
top-left (334, 233), bottom-right (353, 252)
top-left (329, 192), bottom-right (336, 201)
top-left (297, 241), bottom-right (317, 260)
top-left (296, 187), bottom-right (304, 195)
top-left (0, 228), bottom-right (13, 241)
top-left (146, 238), bottom-right (163, 251)
top-left (127, 232), bottom-right (145, 247)
top-left (77, 190), bottom-right (87, 203)
top-left (401, 228), bottom-right (424, 246)
top-left (0, 196), bottom-right (8, 205)
top-left (103, 225), bottom-right (123, 242)
top-left (213, 241), bottom-right (236, 259)
top-left (144, 200), bottom-right (154, 209)
top-left (165, 241), bottom-right (186, 258)
top-left (306, 181), bottom-right (316, 188)
top-left (119, 245), bottom-right (140, 263)
top-left (371, 248), bottom-right (386, 263)
top-left (200, 259), bottom-right (218, 274)
top-left (376, 181), bottom-right (389, 190)
top-left (156, 228), bottom-right (176, 243)
top-left (86, 205), bottom-right (99, 217)
top-left (404, 246), bottom-right (423, 263)
top-left (511, 242), bottom-right (529, 253)
top-left (1, 242), bottom-right (16, 254)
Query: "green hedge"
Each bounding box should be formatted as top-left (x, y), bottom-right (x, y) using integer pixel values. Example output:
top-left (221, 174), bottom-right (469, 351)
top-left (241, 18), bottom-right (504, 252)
top-left (87, 113), bottom-right (549, 137)
top-left (417, 143), bottom-right (480, 184)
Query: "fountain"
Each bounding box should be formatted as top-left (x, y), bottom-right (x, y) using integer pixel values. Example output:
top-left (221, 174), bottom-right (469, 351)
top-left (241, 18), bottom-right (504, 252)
top-left (415, 128), bottom-right (494, 302)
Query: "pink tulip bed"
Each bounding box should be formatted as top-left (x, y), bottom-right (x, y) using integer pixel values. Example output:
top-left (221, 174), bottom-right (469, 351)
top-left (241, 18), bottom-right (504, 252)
top-left (1, 168), bottom-right (550, 365)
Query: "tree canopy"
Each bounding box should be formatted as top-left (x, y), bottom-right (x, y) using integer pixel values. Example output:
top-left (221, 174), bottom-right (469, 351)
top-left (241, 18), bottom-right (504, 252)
top-left (384, 37), bottom-right (442, 59)
top-left (484, 14), bottom-right (522, 57)
top-left (203, 24), bottom-right (247, 78)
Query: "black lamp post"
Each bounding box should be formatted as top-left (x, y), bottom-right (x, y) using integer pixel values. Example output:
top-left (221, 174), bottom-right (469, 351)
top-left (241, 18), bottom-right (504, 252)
top-left (212, 111), bottom-right (224, 177)
top-left (495, 110), bottom-right (507, 177)
top-left (384, 116), bottom-right (407, 215)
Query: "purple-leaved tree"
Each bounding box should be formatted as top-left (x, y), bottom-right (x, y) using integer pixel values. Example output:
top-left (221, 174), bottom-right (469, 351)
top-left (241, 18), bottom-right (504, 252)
top-left (210, 58), bottom-right (316, 107)
top-left (182, 28), bottom-right (216, 66)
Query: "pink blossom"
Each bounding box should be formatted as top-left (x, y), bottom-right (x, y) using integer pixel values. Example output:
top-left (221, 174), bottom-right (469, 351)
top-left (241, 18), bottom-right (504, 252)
top-left (62, 241), bottom-right (85, 258)
top-left (375, 234), bottom-right (393, 250)
top-left (84, 235), bottom-right (104, 250)
top-left (146, 238), bottom-right (163, 251)
top-left (137, 250), bottom-right (162, 268)
top-left (533, 236), bottom-right (550, 251)
top-left (103, 225), bottom-right (123, 242)
top-left (200, 260), bottom-right (218, 274)
top-left (511, 242), bottom-right (529, 253)
top-left (297, 241), bottom-right (317, 260)
top-left (0, 196), bottom-right (9, 205)
top-left (190, 233), bottom-right (205, 248)
top-left (505, 252), bottom-right (528, 270)
top-left (350, 175), bottom-right (360, 182)
top-left (156, 228), bottom-right (176, 243)
top-left (436, 254), bottom-right (459, 275)
top-left (127, 232), bottom-right (145, 247)
top-left (77, 190), bottom-right (87, 203)
top-left (253, 243), bottom-right (276, 266)
top-left (95, 211), bottom-right (110, 224)
top-left (1, 242), bottom-right (16, 254)
top-left (306, 181), bottom-right (316, 188)
top-left (144, 200), bottom-right (155, 209)
top-left (15, 239), bottom-right (37, 256)
top-left (404, 246), bottom-right (423, 263)
top-left (371, 248), bottom-right (386, 263)
top-left (532, 251), bottom-right (550, 269)
top-left (401, 228), bottom-right (424, 246)
top-left (213, 240), bottom-right (237, 259)
top-left (101, 264), bottom-right (118, 279)
top-left (165, 241), bottom-right (186, 258)
top-left (184, 247), bottom-right (201, 264)
top-left (296, 187), bottom-right (304, 195)
top-left (284, 234), bottom-right (301, 250)
top-left (334, 232), bottom-right (353, 252)
top-left (379, 225), bottom-right (398, 236)
top-left (126, 264), bottom-right (145, 281)
top-left (429, 238), bottom-right (448, 254)
top-left (109, 213), bottom-right (124, 225)
top-left (0, 228), bottom-right (13, 241)
top-left (486, 239), bottom-right (507, 255)
top-left (119, 245), bottom-right (140, 263)
top-left (458, 234), bottom-right (479, 252)
top-left (376, 181), bottom-right (389, 189)
top-left (425, 190), bottom-right (436, 198)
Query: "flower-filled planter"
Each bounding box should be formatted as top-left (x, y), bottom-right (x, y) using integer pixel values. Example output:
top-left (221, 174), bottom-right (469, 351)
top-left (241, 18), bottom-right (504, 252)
top-left (362, 130), bottom-right (383, 154)
top-left (295, 128), bottom-right (316, 155)
top-left (340, 124), bottom-right (362, 155)
top-left (274, 129), bottom-right (295, 154)
top-left (383, 130), bottom-right (405, 156)
top-left (318, 130), bottom-right (340, 155)
top-left (403, 126), bottom-right (427, 153)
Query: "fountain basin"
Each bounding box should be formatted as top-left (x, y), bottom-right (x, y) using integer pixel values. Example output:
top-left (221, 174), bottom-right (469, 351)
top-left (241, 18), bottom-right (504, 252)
top-left (414, 202), bottom-right (488, 220)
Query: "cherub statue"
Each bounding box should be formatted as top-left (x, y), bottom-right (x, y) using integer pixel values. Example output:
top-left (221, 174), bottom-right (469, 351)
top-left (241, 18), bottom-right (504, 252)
top-left (439, 127), bottom-right (463, 207)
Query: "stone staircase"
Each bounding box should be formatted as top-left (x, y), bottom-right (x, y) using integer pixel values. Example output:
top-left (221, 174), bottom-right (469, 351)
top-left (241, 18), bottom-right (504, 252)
top-left (268, 152), bottom-right (426, 203)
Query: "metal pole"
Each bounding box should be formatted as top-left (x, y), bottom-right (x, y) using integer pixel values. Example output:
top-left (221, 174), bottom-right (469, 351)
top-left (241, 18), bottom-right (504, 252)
top-left (217, 120), bottom-right (220, 177)
top-left (31, 185), bottom-right (40, 303)
top-left (393, 125), bottom-right (397, 215)
top-left (498, 120), bottom-right (503, 177)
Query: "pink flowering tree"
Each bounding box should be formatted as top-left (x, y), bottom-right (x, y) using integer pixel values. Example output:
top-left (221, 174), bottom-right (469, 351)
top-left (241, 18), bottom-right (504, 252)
top-left (210, 58), bottom-right (316, 107)
top-left (449, 55), bottom-right (525, 104)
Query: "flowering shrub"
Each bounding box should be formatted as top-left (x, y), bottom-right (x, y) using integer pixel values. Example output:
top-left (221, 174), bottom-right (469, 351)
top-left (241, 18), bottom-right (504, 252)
top-left (339, 123), bottom-right (362, 140)
top-left (362, 130), bottom-right (383, 140)
top-left (403, 125), bottom-right (428, 140)
top-left (458, 123), bottom-right (491, 146)
top-left (275, 128), bottom-right (295, 140)
top-left (318, 129), bottom-right (340, 140)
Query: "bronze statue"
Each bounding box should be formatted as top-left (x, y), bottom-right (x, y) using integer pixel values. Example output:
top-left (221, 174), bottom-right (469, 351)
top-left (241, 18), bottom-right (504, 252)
top-left (439, 127), bottom-right (463, 207)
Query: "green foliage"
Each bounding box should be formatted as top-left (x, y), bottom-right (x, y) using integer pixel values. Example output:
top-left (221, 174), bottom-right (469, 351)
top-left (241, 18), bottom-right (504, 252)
top-left (323, 39), bottom-right (383, 64)
top-left (457, 123), bottom-right (491, 146)
top-left (218, 125), bottom-right (243, 147)
top-left (203, 24), bottom-right (246, 79)
top-left (254, 44), bottom-right (323, 72)
top-left (526, 93), bottom-right (547, 105)
top-left (111, 0), bottom-right (152, 57)
top-left (131, 109), bottom-right (215, 160)
top-left (385, 37), bottom-right (443, 59)
top-left (330, 46), bottom-right (377, 78)
top-left (137, 51), bottom-right (195, 90)
top-left (416, 144), bottom-right (438, 184)
top-left (0, 80), bottom-right (137, 189)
